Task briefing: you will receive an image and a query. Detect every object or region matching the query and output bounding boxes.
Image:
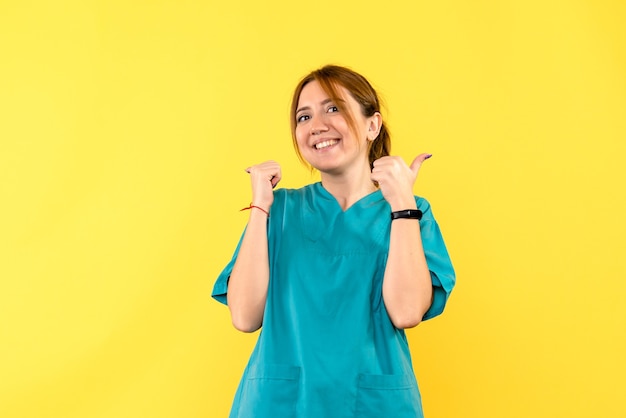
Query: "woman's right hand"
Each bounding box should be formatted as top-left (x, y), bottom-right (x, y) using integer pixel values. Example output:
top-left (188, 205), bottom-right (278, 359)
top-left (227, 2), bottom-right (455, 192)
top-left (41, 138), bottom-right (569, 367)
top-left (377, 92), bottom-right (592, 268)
top-left (245, 160), bottom-right (282, 211)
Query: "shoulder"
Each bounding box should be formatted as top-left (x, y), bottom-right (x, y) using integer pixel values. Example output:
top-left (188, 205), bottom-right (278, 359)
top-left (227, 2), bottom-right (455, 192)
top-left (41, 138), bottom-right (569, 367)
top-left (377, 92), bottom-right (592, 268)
top-left (414, 195), bottom-right (431, 212)
top-left (273, 183), bottom-right (319, 203)
top-left (268, 185), bottom-right (319, 232)
top-left (414, 195), bottom-right (435, 221)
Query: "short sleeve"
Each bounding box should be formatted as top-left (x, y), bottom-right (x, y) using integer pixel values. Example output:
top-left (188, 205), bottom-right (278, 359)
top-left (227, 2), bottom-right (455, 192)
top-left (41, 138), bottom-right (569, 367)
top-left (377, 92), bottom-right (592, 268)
top-left (211, 228), bottom-right (246, 305)
top-left (211, 189), bottom-right (286, 306)
top-left (416, 197), bottom-right (456, 321)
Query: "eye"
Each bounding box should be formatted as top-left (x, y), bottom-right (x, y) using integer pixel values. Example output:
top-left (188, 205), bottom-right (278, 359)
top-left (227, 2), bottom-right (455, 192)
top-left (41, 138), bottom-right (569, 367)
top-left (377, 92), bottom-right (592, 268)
top-left (296, 114), bottom-right (310, 123)
top-left (327, 105), bottom-right (338, 113)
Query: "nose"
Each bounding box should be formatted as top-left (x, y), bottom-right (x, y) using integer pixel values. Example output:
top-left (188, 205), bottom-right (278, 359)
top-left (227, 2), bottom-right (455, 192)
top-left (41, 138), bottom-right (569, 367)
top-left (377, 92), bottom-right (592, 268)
top-left (310, 114), bottom-right (329, 135)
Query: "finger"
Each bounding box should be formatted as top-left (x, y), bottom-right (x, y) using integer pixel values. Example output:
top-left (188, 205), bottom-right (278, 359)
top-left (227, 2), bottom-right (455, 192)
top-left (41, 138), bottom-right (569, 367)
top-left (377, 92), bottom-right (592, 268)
top-left (409, 153), bottom-right (432, 174)
top-left (372, 155), bottom-right (394, 167)
top-left (269, 165), bottom-right (282, 188)
top-left (370, 164), bottom-right (384, 178)
top-left (370, 172), bottom-right (381, 186)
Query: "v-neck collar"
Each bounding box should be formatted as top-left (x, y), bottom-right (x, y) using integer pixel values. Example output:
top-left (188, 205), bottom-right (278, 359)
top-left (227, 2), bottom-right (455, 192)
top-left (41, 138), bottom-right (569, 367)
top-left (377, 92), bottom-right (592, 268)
top-left (314, 182), bottom-right (384, 213)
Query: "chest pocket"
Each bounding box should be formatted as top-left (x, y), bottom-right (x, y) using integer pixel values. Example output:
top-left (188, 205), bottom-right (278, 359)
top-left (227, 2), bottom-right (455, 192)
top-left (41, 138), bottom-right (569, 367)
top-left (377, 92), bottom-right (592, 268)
top-left (355, 373), bottom-right (423, 418)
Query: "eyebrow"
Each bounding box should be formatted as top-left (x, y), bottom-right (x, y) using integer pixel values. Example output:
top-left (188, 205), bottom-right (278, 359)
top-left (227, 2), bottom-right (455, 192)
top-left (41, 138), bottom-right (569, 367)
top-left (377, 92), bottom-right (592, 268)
top-left (296, 98), bottom-right (338, 115)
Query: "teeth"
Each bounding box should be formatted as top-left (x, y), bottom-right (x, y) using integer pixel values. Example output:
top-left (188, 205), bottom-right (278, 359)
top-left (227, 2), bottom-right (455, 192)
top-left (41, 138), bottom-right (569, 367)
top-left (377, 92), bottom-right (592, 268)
top-left (315, 139), bottom-right (338, 149)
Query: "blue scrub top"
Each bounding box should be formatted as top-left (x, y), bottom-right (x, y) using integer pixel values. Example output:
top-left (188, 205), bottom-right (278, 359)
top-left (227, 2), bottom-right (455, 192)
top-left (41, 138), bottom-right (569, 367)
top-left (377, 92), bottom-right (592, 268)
top-left (213, 183), bottom-right (455, 418)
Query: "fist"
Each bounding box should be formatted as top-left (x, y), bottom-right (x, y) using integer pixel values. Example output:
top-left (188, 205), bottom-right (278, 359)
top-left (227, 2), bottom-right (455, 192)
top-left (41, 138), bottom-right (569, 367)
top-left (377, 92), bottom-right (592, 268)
top-left (245, 160), bottom-right (282, 210)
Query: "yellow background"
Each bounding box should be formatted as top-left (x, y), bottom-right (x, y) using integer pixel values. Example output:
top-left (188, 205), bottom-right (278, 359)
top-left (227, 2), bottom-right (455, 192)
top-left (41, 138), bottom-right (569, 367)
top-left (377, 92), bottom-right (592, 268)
top-left (1, 0), bottom-right (625, 417)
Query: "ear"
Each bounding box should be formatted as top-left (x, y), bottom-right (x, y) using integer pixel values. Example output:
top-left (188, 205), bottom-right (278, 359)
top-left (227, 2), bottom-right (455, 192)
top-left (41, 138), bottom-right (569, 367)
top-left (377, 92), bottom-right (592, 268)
top-left (367, 112), bottom-right (383, 141)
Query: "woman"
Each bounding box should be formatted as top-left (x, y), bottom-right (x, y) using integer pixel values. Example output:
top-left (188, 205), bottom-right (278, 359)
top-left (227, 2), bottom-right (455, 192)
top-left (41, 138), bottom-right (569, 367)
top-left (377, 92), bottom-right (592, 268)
top-left (212, 65), bottom-right (456, 417)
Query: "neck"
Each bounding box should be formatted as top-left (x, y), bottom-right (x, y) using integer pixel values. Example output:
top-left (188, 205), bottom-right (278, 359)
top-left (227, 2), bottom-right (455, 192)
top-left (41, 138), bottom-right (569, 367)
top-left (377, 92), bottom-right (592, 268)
top-left (320, 163), bottom-right (377, 211)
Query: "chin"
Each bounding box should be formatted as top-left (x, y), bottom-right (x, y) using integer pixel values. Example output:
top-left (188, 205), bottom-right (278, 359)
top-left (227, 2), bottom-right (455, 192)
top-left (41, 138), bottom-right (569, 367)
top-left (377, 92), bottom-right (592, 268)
top-left (315, 165), bottom-right (344, 176)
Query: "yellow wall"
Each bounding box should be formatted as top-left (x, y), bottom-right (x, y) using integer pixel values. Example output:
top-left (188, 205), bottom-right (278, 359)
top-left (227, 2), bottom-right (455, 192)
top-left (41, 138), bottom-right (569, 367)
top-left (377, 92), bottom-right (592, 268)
top-left (1, 1), bottom-right (624, 417)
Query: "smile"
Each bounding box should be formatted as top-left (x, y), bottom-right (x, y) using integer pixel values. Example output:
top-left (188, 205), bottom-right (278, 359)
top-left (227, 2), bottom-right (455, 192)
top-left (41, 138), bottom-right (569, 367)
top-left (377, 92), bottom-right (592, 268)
top-left (314, 139), bottom-right (339, 150)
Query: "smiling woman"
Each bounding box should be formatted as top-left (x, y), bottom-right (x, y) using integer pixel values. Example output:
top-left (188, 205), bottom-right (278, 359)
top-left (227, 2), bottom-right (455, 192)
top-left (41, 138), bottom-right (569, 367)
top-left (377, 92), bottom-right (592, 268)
top-left (212, 65), bottom-right (456, 417)
top-left (293, 80), bottom-right (377, 178)
top-left (290, 65), bottom-right (391, 172)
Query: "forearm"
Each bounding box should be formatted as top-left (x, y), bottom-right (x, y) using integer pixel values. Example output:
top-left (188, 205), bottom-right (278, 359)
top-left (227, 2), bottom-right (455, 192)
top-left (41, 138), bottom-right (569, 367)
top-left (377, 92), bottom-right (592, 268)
top-left (227, 209), bottom-right (270, 332)
top-left (382, 204), bottom-right (433, 329)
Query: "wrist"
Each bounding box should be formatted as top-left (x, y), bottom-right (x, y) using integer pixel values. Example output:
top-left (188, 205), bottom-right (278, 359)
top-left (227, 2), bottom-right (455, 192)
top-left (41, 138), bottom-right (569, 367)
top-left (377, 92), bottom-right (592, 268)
top-left (251, 201), bottom-right (272, 210)
top-left (386, 190), bottom-right (416, 211)
top-left (388, 199), bottom-right (417, 212)
top-left (240, 203), bottom-right (270, 217)
top-left (251, 194), bottom-right (273, 210)
top-left (391, 209), bottom-right (422, 221)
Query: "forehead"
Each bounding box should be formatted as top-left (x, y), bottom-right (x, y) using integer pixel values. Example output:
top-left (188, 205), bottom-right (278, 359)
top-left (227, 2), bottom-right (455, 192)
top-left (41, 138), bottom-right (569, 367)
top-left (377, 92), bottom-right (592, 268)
top-left (298, 80), bottom-right (350, 106)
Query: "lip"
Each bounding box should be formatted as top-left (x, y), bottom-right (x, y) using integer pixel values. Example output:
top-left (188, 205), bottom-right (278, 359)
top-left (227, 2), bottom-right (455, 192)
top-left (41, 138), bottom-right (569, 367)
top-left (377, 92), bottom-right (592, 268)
top-left (311, 138), bottom-right (340, 150)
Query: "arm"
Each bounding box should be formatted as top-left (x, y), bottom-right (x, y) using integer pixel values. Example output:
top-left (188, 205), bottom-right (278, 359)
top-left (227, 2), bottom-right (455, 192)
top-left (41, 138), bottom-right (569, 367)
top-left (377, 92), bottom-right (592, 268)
top-left (382, 209), bottom-right (433, 329)
top-left (227, 161), bottom-right (281, 332)
top-left (371, 154), bottom-right (434, 329)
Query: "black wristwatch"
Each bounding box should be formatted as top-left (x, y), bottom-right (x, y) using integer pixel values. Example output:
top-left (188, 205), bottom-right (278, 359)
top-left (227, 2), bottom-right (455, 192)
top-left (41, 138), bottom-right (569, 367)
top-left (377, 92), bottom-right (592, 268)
top-left (390, 209), bottom-right (422, 221)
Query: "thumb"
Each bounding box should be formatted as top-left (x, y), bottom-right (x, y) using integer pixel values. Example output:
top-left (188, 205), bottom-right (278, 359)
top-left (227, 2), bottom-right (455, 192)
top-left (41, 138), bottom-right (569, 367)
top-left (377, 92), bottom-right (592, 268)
top-left (270, 174), bottom-right (281, 189)
top-left (409, 153), bottom-right (432, 174)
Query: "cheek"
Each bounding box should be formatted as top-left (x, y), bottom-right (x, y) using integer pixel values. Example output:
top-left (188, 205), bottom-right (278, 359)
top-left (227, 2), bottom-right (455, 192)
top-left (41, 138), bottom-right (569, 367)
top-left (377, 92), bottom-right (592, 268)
top-left (295, 128), bottom-right (308, 148)
top-left (336, 118), bottom-right (354, 137)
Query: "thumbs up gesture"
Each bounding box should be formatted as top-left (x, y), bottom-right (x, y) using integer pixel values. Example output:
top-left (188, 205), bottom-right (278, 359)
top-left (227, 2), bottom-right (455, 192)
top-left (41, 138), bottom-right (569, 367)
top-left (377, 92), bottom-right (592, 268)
top-left (371, 154), bottom-right (432, 211)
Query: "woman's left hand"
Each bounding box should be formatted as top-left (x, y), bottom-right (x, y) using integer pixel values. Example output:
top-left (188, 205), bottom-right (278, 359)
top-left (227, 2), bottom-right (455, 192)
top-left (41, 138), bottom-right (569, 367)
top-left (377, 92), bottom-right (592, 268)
top-left (371, 153), bottom-right (431, 211)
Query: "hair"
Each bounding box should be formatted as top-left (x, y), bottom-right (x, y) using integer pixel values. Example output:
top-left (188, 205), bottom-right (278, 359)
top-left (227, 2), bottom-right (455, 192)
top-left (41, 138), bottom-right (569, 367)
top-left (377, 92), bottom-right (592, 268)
top-left (289, 65), bottom-right (391, 169)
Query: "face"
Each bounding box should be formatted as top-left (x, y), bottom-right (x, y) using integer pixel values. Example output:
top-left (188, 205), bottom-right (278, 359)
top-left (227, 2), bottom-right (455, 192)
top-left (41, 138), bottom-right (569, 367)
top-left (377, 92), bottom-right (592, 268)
top-left (294, 80), bottom-right (379, 176)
